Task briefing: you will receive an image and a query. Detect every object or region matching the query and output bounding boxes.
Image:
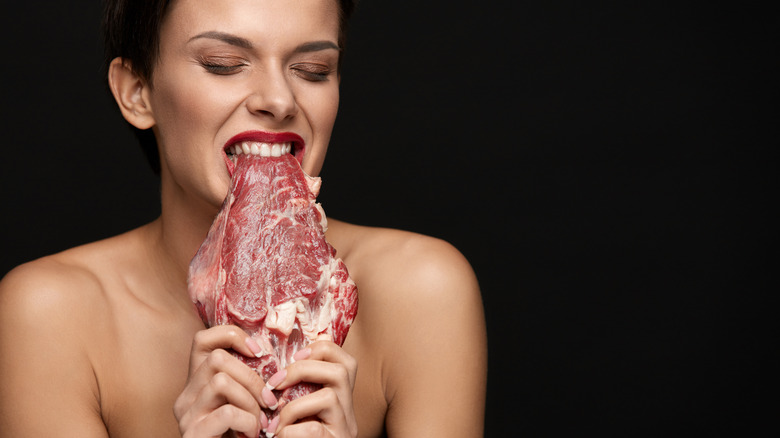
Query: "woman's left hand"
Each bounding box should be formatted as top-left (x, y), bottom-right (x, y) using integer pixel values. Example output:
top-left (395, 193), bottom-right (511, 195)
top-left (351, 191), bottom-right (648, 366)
top-left (266, 340), bottom-right (358, 437)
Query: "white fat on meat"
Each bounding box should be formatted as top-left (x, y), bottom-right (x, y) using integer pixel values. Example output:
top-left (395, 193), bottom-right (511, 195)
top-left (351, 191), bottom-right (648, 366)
top-left (264, 260), bottom-right (340, 340)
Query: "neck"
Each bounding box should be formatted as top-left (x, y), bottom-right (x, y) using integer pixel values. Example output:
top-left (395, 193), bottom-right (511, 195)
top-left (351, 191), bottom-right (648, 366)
top-left (150, 188), bottom-right (222, 294)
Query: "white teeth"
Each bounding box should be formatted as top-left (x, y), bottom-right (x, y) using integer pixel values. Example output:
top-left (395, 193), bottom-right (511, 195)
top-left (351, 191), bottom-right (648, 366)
top-left (260, 143), bottom-right (271, 156)
top-left (230, 141), bottom-right (295, 157)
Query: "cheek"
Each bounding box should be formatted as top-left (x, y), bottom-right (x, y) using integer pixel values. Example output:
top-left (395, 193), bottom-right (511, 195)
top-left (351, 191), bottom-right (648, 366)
top-left (153, 87), bottom-right (206, 138)
top-left (308, 85), bottom-right (340, 137)
top-left (150, 73), bottom-right (236, 158)
top-left (301, 85), bottom-right (339, 175)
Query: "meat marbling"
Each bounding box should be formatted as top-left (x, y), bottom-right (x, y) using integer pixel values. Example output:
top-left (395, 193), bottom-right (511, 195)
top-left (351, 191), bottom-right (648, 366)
top-left (188, 153), bottom-right (358, 421)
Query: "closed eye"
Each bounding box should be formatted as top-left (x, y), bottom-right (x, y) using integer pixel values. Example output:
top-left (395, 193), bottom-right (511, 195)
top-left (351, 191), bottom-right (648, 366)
top-left (203, 63), bottom-right (243, 75)
top-left (291, 63), bottom-right (333, 82)
top-left (198, 56), bottom-right (247, 75)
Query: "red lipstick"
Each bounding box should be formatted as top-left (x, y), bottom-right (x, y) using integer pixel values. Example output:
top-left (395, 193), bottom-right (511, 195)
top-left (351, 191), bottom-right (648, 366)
top-left (223, 131), bottom-right (305, 177)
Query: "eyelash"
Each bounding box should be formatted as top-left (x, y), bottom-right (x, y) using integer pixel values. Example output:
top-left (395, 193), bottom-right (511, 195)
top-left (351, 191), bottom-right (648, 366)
top-left (200, 59), bottom-right (245, 75)
top-left (199, 59), bottom-right (333, 82)
top-left (291, 64), bottom-right (332, 82)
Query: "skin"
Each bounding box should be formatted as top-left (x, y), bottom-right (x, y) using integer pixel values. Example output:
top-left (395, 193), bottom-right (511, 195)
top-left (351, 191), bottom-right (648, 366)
top-left (0, 1), bottom-right (487, 437)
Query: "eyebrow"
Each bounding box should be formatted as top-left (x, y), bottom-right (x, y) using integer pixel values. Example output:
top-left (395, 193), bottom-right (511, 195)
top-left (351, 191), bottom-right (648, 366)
top-left (188, 31), bottom-right (341, 53)
top-left (189, 31), bottom-right (253, 49)
top-left (294, 40), bottom-right (341, 53)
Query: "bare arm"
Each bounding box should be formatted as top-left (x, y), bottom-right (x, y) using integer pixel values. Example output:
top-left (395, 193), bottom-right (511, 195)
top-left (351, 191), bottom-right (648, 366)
top-left (366, 236), bottom-right (488, 436)
top-left (0, 261), bottom-right (109, 437)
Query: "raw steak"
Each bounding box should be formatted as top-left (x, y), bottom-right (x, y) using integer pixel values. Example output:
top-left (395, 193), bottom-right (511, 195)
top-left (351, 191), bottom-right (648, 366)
top-left (187, 153), bottom-right (358, 421)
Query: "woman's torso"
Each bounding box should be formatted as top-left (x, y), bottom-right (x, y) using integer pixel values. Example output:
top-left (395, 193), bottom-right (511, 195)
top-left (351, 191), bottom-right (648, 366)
top-left (48, 219), bottom-right (391, 437)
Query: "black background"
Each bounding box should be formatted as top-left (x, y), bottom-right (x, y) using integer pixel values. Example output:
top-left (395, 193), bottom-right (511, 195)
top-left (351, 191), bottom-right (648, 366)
top-left (0, 1), bottom-right (776, 436)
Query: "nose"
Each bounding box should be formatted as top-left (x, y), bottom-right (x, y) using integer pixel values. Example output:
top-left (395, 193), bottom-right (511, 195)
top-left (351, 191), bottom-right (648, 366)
top-left (246, 68), bottom-right (298, 121)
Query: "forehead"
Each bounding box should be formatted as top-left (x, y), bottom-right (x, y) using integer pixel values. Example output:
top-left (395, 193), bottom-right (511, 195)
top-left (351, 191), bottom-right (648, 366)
top-left (161, 0), bottom-right (340, 46)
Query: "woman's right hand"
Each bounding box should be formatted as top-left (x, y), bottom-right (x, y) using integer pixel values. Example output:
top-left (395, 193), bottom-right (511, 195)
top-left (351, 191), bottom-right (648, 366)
top-left (174, 325), bottom-right (271, 438)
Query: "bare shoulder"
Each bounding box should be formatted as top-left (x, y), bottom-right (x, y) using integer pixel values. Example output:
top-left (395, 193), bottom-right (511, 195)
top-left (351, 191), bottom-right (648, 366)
top-left (0, 235), bottom-right (126, 328)
top-left (0, 242), bottom-right (118, 436)
top-left (0, 241), bottom-right (114, 363)
top-left (0, 227), bottom-right (152, 360)
top-left (0, 257), bottom-right (109, 357)
top-left (0, 223), bottom-right (155, 317)
top-left (328, 219), bottom-right (479, 297)
top-left (328, 220), bottom-right (487, 436)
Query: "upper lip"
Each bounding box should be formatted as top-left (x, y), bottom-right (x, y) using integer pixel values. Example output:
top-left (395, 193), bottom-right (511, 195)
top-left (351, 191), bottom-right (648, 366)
top-left (223, 130), bottom-right (305, 154)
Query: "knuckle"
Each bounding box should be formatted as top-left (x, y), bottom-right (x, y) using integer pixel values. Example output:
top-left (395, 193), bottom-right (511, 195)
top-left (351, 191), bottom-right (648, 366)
top-left (192, 330), bottom-right (208, 347)
top-left (225, 326), bottom-right (240, 340)
top-left (177, 410), bottom-right (195, 435)
top-left (297, 421), bottom-right (326, 437)
top-left (178, 414), bottom-right (193, 435)
top-left (215, 404), bottom-right (238, 422)
top-left (310, 339), bottom-right (331, 354)
top-left (320, 386), bottom-right (339, 404)
top-left (207, 349), bottom-right (231, 368)
top-left (211, 371), bottom-right (231, 390)
top-left (345, 354), bottom-right (358, 372)
top-left (173, 394), bottom-right (188, 418)
top-left (335, 364), bottom-right (350, 383)
top-left (346, 356), bottom-right (358, 386)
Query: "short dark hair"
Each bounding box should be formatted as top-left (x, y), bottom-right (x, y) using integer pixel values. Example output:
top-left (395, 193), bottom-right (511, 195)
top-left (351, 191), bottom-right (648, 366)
top-left (101, 0), bottom-right (357, 175)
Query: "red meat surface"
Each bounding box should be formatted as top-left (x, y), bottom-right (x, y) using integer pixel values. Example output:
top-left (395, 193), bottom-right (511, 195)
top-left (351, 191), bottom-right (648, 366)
top-left (188, 153), bottom-right (358, 421)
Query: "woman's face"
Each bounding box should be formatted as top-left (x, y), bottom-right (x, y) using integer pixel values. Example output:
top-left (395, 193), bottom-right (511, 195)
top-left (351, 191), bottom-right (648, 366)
top-left (148, 0), bottom-right (341, 210)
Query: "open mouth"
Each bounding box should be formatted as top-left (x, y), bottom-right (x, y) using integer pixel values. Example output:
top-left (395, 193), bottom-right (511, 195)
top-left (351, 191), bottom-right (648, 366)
top-left (226, 141), bottom-right (295, 161)
top-left (223, 132), bottom-right (305, 177)
top-left (224, 140), bottom-right (305, 173)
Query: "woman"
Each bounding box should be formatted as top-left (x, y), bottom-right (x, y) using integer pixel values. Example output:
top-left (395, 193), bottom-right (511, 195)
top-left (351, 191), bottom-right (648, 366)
top-left (0, 0), bottom-right (486, 436)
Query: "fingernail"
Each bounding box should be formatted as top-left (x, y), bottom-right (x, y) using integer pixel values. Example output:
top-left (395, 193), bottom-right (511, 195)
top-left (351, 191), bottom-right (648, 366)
top-left (259, 410), bottom-right (268, 431)
top-left (245, 337), bottom-right (263, 358)
top-left (265, 369), bottom-right (286, 390)
top-left (262, 387), bottom-right (278, 410)
top-left (266, 415), bottom-right (280, 437)
top-left (293, 347), bottom-right (311, 361)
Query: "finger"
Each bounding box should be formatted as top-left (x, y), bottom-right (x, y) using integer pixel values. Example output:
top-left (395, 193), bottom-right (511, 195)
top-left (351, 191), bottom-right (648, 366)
top-left (190, 371), bottom-right (266, 426)
top-left (289, 341), bottom-right (358, 387)
top-left (275, 342), bottom-right (356, 432)
top-left (273, 387), bottom-right (348, 437)
top-left (190, 325), bottom-right (264, 367)
top-left (274, 420), bottom-right (330, 438)
top-left (188, 348), bottom-right (269, 409)
top-left (187, 404), bottom-right (261, 438)
top-left (279, 359), bottom-right (351, 393)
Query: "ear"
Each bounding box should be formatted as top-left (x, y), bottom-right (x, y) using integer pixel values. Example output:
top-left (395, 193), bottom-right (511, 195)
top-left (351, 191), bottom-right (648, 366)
top-left (107, 57), bottom-right (155, 129)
